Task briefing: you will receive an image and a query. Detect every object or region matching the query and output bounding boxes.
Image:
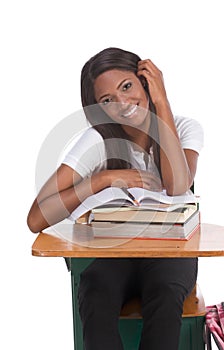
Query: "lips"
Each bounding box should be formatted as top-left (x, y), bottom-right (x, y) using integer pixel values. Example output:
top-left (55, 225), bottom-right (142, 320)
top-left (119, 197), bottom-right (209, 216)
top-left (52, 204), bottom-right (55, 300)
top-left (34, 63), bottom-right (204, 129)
top-left (121, 104), bottom-right (138, 118)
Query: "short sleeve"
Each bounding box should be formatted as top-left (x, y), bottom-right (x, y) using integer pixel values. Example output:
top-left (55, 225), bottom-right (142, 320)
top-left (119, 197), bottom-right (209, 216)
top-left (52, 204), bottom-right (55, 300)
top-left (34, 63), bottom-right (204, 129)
top-left (62, 127), bottom-right (107, 178)
top-left (174, 115), bottom-right (204, 154)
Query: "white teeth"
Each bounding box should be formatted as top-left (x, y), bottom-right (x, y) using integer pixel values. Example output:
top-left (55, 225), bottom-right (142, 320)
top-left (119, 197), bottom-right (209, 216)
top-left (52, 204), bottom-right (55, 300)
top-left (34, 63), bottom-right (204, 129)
top-left (122, 104), bottom-right (137, 117)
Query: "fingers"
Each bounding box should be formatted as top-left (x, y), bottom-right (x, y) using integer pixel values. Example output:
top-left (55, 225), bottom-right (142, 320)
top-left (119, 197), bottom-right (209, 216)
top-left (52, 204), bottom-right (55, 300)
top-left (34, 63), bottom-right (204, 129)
top-left (128, 169), bottom-right (162, 191)
top-left (137, 59), bottom-right (162, 77)
top-left (140, 171), bottom-right (162, 191)
top-left (137, 59), bottom-right (164, 87)
top-left (109, 169), bottom-right (162, 191)
top-left (137, 59), bottom-right (167, 105)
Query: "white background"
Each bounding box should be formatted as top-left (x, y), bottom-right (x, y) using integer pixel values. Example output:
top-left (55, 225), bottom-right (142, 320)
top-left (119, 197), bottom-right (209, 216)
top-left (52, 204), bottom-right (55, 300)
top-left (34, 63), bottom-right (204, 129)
top-left (1, 0), bottom-right (224, 349)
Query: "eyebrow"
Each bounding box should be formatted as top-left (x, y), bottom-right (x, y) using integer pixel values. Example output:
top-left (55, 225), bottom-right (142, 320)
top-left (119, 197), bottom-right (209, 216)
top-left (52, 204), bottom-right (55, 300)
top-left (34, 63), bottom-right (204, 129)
top-left (117, 78), bottom-right (127, 90)
top-left (98, 78), bottom-right (128, 102)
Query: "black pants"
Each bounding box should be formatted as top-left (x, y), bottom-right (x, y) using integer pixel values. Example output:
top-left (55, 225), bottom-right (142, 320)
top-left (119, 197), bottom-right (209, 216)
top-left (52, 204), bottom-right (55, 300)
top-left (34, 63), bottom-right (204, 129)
top-left (78, 257), bottom-right (198, 350)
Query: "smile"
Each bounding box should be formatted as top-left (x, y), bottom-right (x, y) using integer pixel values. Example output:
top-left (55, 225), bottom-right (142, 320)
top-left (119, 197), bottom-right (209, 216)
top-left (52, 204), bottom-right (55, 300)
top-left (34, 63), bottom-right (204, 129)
top-left (121, 104), bottom-right (138, 118)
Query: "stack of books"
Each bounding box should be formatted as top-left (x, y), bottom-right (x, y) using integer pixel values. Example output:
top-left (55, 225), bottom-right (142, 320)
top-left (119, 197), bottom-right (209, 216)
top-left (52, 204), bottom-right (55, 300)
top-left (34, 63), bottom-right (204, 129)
top-left (69, 187), bottom-right (200, 240)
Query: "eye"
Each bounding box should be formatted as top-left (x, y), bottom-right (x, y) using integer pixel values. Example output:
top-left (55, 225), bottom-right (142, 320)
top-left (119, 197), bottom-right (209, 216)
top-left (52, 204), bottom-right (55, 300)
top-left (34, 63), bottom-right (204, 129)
top-left (102, 97), bottom-right (112, 106)
top-left (122, 82), bottom-right (132, 91)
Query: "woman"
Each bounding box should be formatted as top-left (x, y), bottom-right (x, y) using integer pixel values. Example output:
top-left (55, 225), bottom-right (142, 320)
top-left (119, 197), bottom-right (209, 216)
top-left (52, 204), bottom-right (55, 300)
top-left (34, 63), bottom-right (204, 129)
top-left (27, 47), bottom-right (203, 349)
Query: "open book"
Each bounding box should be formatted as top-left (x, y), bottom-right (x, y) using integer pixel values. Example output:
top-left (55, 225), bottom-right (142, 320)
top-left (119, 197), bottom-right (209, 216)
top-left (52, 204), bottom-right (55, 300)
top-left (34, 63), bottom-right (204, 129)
top-left (68, 187), bottom-right (198, 222)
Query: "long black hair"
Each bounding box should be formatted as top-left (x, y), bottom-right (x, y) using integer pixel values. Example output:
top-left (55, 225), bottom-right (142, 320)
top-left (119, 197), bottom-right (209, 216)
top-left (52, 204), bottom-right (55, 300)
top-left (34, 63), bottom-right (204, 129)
top-left (80, 47), bottom-right (161, 173)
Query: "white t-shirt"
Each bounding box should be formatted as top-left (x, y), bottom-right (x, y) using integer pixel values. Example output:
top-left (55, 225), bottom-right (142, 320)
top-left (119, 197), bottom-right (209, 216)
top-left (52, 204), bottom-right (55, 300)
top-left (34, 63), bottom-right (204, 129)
top-left (62, 115), bottom-right (204, 178)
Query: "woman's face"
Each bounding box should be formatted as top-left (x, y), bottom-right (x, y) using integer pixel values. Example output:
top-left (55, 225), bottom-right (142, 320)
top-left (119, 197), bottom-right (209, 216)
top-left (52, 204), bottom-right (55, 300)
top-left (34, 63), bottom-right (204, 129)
top-left (94, 69), bottom-right (150, 130)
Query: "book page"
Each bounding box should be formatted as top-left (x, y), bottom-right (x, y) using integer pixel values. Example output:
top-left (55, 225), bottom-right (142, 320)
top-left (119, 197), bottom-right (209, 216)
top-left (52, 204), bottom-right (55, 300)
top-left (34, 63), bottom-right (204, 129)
top-left (68, 187), bottom-right (133, 221)
top-left (68, 187), bottom-right (197, 222)
top-left (128, 188), bottom-right (197, 205)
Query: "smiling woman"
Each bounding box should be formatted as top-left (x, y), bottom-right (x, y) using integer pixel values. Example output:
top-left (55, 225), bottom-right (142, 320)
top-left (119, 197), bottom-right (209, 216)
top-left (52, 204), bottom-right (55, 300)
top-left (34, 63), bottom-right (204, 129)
top-left (27, 47), bottom-right (204, 350)
top-left (80, 48), bottom-right (202, 195)
top-left (94, 70), bottom-right (150, 132)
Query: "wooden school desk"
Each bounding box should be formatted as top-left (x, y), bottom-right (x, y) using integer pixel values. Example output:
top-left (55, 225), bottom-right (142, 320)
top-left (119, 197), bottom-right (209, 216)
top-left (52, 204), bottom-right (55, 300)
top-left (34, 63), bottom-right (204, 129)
top-left (32, 221), bottom-right (224, 258)
top-left (32, 222), bottom-right (224, 350)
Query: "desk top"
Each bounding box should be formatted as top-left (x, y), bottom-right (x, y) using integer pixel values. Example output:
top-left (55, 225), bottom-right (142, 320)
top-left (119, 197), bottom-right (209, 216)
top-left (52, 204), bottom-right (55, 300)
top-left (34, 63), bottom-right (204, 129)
top-left (32, 222), bottom-right (224, 258)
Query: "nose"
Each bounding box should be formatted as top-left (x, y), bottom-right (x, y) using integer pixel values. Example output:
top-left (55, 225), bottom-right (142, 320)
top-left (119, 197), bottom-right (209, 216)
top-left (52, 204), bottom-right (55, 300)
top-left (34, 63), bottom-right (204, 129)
top-left (116, 93), bottom-right (129, 105)
top-left (115, 94), bottom-right (131, 114)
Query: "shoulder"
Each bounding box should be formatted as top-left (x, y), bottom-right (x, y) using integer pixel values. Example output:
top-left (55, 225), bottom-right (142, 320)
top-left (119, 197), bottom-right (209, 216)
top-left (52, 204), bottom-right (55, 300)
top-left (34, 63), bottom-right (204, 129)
top-left (174, 115), bottom-right (204, 153)
top-left (174, 115), bottom-right (203, 132)
top-left (63, 127), bottom-right (104, 154)
top-left (74, 126), bottom-right (104, 144)
top-left (62, 127), bottom-right (106, 176)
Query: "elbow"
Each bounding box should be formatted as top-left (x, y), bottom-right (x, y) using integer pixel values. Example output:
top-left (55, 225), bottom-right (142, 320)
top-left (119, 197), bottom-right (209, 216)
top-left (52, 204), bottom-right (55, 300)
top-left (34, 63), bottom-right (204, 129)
top-left (27, 214), bottom-right (40, 233)
top-left (166, 188), bottom-right (188, 196)
top-left (163, 169), bottom-right (194, 196)
top-left (165, 181), bottom-right (192, 196)
top-left (27, 212), bottom-right (46, 234)
top-left (27, 199), bottom-right (50, 233)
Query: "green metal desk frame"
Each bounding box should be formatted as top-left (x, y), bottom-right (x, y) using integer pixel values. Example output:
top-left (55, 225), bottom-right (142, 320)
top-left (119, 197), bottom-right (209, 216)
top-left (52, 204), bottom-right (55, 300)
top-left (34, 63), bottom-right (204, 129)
top-left (66, 257), bottom-right (205, 350)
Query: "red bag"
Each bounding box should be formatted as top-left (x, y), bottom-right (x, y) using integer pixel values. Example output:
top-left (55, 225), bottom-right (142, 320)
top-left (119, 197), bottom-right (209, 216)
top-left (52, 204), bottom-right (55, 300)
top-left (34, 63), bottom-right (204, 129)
top-left (206, 302), bottom-right (224, 349)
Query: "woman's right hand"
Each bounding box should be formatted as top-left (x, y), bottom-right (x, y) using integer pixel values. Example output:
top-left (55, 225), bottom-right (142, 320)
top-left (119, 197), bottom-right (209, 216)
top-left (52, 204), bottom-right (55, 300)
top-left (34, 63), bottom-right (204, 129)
top-left (100, 169), bottom-right (162, 192)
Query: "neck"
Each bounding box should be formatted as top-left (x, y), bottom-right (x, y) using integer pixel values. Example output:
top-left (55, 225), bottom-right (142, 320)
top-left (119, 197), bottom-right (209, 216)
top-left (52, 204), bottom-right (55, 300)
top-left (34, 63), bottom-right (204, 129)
top-left (121, 112), bottom-right (151, 151)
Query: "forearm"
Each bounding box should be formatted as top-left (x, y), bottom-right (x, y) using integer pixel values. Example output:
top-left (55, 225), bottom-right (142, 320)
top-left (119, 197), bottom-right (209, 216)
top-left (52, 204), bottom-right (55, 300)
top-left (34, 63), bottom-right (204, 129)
top-left (137, 59), bottom-right (194, 194)
top-left (27, 167), bottom-right (163, 233)
top-left (27, 171), bottom-right (110, 233)
top-left (155, 101), bottom-right (192, 195)
top-left (27, 187), bottom-right (78, 233)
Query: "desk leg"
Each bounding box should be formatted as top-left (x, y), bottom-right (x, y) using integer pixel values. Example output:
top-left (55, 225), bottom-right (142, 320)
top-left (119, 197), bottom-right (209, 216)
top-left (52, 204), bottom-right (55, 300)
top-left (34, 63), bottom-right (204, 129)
top-left (70, 258), bottom-right (95, 350)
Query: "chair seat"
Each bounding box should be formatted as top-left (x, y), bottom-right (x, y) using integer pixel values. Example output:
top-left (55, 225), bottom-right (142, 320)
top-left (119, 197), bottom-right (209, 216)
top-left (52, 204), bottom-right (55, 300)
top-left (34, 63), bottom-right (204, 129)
top-left (119, 284), bottom-right (206, 349)
top-left (120, 284), bottom-right (206, 319)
